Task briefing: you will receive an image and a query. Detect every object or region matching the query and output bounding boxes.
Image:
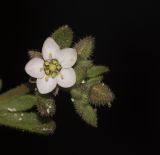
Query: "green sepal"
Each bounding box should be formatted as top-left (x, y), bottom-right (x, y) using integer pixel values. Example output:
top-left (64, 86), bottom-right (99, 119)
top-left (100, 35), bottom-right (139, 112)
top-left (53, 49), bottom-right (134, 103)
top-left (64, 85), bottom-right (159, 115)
top-left (51, 25), bottom-right (73, 48)
top-left (75, 37), bottom-right (95, 60)
top-left (0, 95), bottom-right (37, 112)
top-left (87, 65), bottom-right (109, 78)
top-left (0, 112), bottom-right (56, 135)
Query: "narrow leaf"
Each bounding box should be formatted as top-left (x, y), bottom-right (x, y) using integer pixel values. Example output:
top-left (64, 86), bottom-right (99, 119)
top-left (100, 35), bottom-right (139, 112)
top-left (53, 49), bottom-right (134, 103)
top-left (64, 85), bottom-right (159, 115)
top-left (0, 112), bottom-right (56, 134)
top-left (73, 100), bottom-right (97, 127)
top-left (71, 88), bottom-right (88, 100)
top-left (74, 60), bottom-right (93, 85)
top-left (85, 76), bottom-right (103, 89)
top-left (74, 65), bottom-right (87, 85)
top-left (0, 84), bottom-right (29, 103)
top-left (0, 95), bottom-right (37, 112)
top-left (87, 65), bottom-right (109, 78)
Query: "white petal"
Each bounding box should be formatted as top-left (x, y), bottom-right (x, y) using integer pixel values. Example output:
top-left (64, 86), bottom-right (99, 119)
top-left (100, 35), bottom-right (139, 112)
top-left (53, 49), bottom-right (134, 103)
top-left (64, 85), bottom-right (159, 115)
top-left (42, 37), bottom-right (60, 60)
top-left (36, 76), bottom-right (57, 94)
top-left (58, 48), bottom-right (77, 68)
top-left (25, 58), bottom-right (45, 78)
top-left (57, 68), bottom-right (76, 88)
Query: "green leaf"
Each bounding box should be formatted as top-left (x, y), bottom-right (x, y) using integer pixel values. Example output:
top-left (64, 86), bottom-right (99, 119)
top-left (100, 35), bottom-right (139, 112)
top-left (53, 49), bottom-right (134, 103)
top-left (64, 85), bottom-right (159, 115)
top-left (73, 99), bottom-right (88, 116)
top-left (74, 60), bottom-right (93, 85)
top-left (70, 88), bottom-right (88, 100)
top-left (82, 105), bottom-right (97, 127)
top-left (87, 65), bottom-right (109, 78)
top-left (0, 84), bottom-right (30, 103)
top-left (77, 60), bottom-right (93, 68)
top-left (85, 76), bottom-right (103, 89)
top-left (73, 100), bottom-right (97, 127)
top-left (75, 37), bottom-right (95, 60)
top-left (0, 95), bottom-right (37, 112)
top-left (51, 25), bottom-right (73, 49)
top-left (0, 112), bottom-right (56, 134)
top-left (71, 87), bottom-right (97, 127)
top-left (74, 65), bottom-right (87, 85)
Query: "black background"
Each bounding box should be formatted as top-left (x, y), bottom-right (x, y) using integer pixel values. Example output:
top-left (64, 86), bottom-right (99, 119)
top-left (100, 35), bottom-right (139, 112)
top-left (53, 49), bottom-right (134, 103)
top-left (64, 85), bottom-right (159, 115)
top-left (0, 0), bottom-right (158, 154)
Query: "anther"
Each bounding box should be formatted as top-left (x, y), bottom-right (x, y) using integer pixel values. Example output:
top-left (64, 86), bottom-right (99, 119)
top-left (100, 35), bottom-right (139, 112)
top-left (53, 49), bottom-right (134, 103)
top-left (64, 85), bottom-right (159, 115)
top-left (51, 72), bottom-right (57, 78)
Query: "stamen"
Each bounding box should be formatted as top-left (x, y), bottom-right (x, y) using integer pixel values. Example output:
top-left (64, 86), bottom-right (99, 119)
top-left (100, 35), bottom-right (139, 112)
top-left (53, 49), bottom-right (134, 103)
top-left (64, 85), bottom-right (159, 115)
top-left (51, 72), bottom-right (57, 78)
top-left (45, 69), bottom-right (50, 75)
top-left (44, 59), bottom-right (62, 79)
top-left (52, 59), bottom-right (58, 64)
top-left (57, 65), bottom-right (61, 70)
top-left (45, 61), bottom-right (49, 66)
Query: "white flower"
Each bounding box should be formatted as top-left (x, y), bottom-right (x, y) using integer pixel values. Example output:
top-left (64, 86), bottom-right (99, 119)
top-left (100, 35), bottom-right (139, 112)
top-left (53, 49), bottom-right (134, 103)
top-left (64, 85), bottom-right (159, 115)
top-left (25, 37), bottom-right (77, 94)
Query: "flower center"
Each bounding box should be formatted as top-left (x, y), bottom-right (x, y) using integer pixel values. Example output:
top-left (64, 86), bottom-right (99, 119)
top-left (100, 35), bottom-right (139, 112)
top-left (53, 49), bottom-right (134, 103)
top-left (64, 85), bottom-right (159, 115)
top-left (44, 59), bottom-right (62, 78)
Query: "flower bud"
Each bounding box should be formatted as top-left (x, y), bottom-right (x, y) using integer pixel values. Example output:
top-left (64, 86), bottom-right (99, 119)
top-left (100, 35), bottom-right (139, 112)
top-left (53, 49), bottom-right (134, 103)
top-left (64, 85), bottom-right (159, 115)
top-left (89, 83), bottom-right (114, 107)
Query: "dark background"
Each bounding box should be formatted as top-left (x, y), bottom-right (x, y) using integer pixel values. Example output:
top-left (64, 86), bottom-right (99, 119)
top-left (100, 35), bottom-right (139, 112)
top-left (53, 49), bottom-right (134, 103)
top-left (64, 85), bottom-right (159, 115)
top-left (0, 0), bottom-right (158, 154)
